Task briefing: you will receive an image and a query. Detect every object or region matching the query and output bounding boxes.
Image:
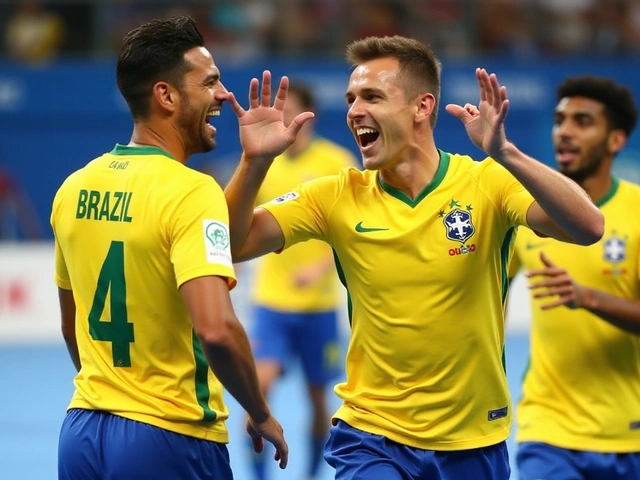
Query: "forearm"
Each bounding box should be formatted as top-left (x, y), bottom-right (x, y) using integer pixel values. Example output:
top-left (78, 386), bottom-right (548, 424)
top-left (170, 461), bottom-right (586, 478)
top-left (496, 142), bottom-right (602, 245)
top-left (582, 288), bottom-right (640, 335)
top-left (224, 155), bottom-right (272, 257)
top-left (200, 321), bottom-right (270, 422)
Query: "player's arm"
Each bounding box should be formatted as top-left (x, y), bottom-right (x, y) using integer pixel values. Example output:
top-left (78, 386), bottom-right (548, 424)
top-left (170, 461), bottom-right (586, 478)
top-left (527, 252), bottom-right (640, 334)
top-left (446, 68), bottom-right (603, 246)
top-left (180, 274), bottom-right (288, 467)
top-left (58, 287), bottom-right (81, 372)
top-left (225, 157), bottom-right (285, 262)
top-left (223, 71), bottom-right (313, 261)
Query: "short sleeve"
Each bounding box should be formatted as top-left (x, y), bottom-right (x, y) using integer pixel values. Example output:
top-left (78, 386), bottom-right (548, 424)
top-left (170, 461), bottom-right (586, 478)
top-left (482, 157), bottom-right (535, 228)
top-left (507, 230), bottom-right (523, 280)
top-left (260, 174), bottom-right (341, 250)
top-left (169, 178), bottom-right (236, 289)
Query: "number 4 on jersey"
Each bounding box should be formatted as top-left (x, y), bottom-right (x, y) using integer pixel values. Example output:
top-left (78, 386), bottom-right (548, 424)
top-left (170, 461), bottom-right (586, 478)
top-left (89, 241), bottom-right (135, 367)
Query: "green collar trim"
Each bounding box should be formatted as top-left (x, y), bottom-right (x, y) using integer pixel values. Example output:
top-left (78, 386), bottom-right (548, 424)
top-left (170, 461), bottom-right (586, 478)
top-left (110, 144), bottom-right (174, 160)
top-left (378, 150), bottom-right (450, 208)
top-left (595, 177), bottom-right (619, 208)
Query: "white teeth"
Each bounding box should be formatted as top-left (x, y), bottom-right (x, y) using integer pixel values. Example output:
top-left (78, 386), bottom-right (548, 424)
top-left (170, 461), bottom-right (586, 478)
top-left (207, 110), bottom-right (220, 116)
top-left (356, 127), bottom-right (377, 136)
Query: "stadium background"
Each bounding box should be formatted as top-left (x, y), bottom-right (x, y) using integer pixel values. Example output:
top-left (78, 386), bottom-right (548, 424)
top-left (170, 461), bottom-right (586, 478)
top-left (1, 1), bottom-right (640, 479)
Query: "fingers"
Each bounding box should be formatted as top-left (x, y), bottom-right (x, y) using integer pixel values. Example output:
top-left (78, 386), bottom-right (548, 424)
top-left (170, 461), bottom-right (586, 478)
top-left (273, 75), bottom-right (289, 111)
top-left (275, 440), bottom-right (289, 469)
top-left (248, 77), bottom-right (260, 109)
top-left (261, 70), bottom-right (272, 107)
top-left (527, 276), bottom-right (571, 290)
top-left (444, 104), bottom-right (468, 121)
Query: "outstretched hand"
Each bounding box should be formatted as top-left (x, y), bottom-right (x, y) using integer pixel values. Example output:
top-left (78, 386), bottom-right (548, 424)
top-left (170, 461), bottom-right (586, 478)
top-left (526, 252), bottom-right (586, 310)
top-left (445, 68), bottom-right (510, 160)
top-left (223, 70), bottom-right (315, 162)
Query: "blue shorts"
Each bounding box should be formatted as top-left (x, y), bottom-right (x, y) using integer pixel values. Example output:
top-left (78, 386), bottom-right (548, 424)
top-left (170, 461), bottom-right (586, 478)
top-left (251, 306), bottom-right (341, 386)
top-left (324, 420), bottom-right (510, 480)
top-left (58, 408), bottom-right (233, 480)
top-left (517, 441), bottom-right (640, 480)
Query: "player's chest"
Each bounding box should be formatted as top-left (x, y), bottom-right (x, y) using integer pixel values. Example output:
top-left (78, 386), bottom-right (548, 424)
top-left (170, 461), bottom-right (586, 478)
top-left (329, 188), bottom-right (509, 279)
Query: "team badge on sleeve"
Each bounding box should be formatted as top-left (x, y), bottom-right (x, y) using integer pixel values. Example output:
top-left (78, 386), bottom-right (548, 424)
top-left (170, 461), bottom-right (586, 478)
top-left (203, 220), bottom-right (233, 268)
top-left (272, 191), bottom-right (299, 204)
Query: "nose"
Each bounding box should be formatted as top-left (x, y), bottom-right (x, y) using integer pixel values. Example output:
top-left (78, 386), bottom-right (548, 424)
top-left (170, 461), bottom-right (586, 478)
top-left (347, 97), bottom-right (365, 120)
top-left (214, 82), bottom-right (230, 103)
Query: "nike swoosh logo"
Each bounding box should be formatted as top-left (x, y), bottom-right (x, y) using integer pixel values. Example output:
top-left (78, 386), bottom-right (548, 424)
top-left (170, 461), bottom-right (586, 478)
top-left (355, 221), bottom-right (389, 233)
top-left (525, 242), bottom-right (546, 250)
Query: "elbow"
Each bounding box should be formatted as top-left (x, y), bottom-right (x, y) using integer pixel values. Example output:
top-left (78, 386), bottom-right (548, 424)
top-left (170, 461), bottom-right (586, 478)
top-left (576, 211), bottom-right (605, 246)
top-left (194, 315), bottom-right (238, 349)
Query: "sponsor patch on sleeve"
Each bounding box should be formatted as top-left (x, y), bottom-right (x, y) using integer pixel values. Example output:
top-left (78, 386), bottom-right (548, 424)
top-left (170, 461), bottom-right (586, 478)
top-left (203, 220), bottom-right (233, 268)
top-left (271, 191), bottom-right (299, 204)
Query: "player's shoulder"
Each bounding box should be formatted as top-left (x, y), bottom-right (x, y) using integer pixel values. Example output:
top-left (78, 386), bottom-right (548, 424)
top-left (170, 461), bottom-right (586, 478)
top-left (616, 178), bottom-right (640, 201)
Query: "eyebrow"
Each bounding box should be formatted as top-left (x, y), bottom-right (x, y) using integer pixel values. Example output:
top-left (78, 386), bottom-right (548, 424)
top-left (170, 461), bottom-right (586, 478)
top-left (202, 72), bottom-right (220, 84)
top-left (345, 87), bottom-right (384, 99)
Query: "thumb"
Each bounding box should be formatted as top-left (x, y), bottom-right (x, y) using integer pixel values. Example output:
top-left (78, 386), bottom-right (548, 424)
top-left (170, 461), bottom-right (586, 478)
top-left (445, 103), bottom-right (470, 122)
top-left (287, 112), bottom-right (315, 137)
top-left (539, 251), bottom-right (554, 267)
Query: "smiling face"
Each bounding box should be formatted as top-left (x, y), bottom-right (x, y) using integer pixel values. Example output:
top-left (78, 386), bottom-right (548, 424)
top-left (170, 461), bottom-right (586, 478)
top-left (345, 57), bottom-right (420, 171)
top-left (552, 96), bottom-right (612, 183)
top-left (177, 46), bottom-right (227, 155)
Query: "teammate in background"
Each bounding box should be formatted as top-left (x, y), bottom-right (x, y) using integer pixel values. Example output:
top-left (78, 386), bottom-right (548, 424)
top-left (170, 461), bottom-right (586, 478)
top-left (223, 36), bottom-right (604, 479)
top-left (509, 76), bottom-right (640, 480)
top-left (246, 82), bottom-right (357, 480)
top-left (51, 16), bottom-right (309, 479)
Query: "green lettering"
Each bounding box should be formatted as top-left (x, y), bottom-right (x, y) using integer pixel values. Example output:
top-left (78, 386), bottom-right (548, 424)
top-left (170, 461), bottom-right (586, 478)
top-left (122, 192), bottom-right (133, 223)
top-left (110, 192), bottom-right (122, 221)
top-left (87, 190), bottom-right (100, 220)
top-left (99, 191), bottom-right (111, 221)
top-left (76, 189), bottom-right (88, 219)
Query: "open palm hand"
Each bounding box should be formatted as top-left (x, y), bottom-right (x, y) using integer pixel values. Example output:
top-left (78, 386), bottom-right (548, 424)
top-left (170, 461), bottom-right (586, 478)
top-left (445, 68), bottom-right (510, 160)
top-left (224, 71), bottom-right (314, 162)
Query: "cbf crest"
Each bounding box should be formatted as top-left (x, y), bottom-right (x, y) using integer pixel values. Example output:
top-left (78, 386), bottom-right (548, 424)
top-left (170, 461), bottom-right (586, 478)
top-left (602, 232), bottom-right (627, 275)
top-left (439, 200), bottom-right (477, 256)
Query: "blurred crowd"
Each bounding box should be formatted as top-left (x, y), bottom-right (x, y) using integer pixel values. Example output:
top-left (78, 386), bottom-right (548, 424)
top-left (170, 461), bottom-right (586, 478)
top-left (3, 0), bottom-right (640, 64)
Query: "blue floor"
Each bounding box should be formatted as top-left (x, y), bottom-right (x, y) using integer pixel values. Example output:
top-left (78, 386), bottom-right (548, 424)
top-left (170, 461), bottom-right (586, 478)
top-left (0, 335), bottom-right (529, 480)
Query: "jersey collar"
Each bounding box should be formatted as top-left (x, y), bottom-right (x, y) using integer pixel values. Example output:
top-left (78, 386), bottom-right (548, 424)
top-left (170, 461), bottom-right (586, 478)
top-left (377, 150), bottom-right (450, 208)
top-left (595, 177), bottom-right (619, 208)
top-left (110, 144), bottom-right (175, 160)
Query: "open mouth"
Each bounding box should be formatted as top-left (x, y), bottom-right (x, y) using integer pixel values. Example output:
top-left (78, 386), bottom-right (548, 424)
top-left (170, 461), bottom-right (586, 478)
top-left (356, 127), bottom-right (379, 149)
top-left (556, 145), bottom-right (579, 164)
top-left (205, 109), bottom-right (220, 130)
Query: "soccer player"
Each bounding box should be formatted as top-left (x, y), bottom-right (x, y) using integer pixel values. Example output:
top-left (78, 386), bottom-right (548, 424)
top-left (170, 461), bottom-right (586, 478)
top-left (246, 82), bottom-right (357, 480)
top-left (223, 36), bottom-right (604, 479)
top-left (51, 16), bottom-right (310, 479)
top-left (509, 76), bottom-right (640, 480)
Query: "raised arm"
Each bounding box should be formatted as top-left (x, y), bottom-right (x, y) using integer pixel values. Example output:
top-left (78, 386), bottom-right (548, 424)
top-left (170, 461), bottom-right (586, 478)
top-left (446, 68), bottom-right (604, 246)
top-left (222, 71), bottom-right (314, 261)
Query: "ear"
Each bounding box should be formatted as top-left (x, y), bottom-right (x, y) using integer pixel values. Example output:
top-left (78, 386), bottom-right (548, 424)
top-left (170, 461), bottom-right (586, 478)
top-left (152, 81), bottom-right (179, 114)
top-left (416, 93), bottom-right (436, 124)
top-left (608, 129), bottom-right (627, 155)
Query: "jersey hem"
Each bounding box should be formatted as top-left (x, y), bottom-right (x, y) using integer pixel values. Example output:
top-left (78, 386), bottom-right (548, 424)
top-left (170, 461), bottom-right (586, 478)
top-left (333, 410), bottom-right (511, 451)
top-left (516, 433), bottom-right (640, 453)
top-left (68, 405), bottom-right (229, 443)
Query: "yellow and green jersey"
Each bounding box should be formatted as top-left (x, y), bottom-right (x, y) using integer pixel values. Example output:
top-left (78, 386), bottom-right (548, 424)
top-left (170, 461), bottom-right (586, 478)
top-left (262, 150), bottom-right (535, 450)
top-left (253, 138), bottom-right (357, 312)
top-left (51, 144), bottom-right (236, 442)
top-left (511, 177), bottom-right (640, 452)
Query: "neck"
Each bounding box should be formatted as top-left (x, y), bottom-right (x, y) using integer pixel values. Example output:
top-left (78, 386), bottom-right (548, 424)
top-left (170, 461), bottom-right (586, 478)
top-left (576, 161), bottom-right (614, 204)
top-left (129, 122), bottom-right (188, 164)
top-left (378, 143), bottom-right (440, 201)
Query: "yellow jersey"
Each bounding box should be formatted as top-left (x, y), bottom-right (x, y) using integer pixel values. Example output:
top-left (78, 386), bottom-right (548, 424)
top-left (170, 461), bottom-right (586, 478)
top-left (511, 177), bottom-right (640, 452)
top-left (253, 138), bottom-right (357, 311)
top-left (262, 151), bottom-right (535, 450)
top-left (51, 144), bottom-right (236, 442)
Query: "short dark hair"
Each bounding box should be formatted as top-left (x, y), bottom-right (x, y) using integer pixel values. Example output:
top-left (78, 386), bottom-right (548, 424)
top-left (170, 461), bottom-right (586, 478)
top-left (557, 75), bottom-right (638, 137)
top-left (345, 35), bottom-right (442, 127)
top-left (287, 82), bottom-right (316, 112)
top-left (116, 16), bottom-right (205, 120)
